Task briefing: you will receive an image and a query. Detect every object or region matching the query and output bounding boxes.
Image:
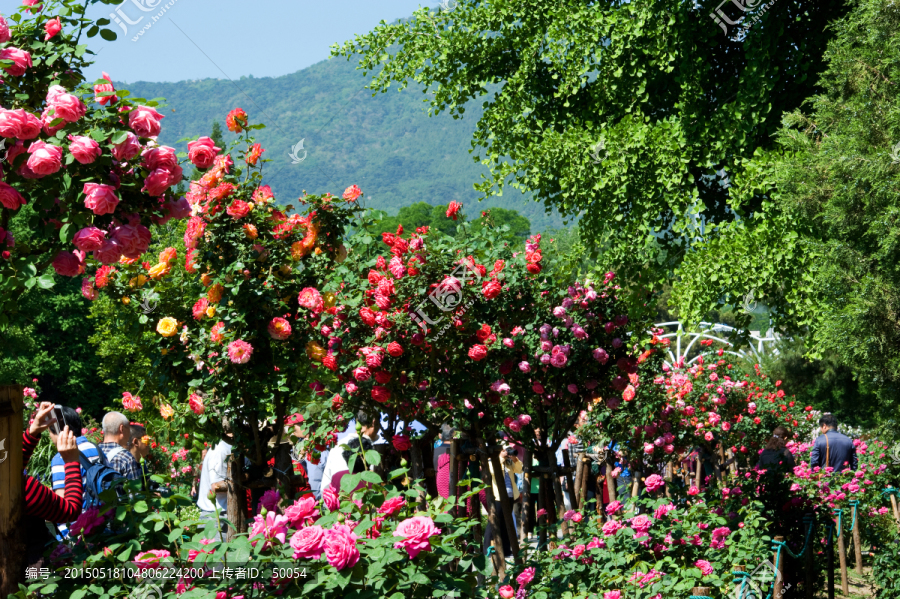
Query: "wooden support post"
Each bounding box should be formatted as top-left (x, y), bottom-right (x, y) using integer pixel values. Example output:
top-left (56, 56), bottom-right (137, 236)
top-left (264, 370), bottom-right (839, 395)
top-left (664, 461), bottom-right (673, 499)
top-left (0, 385), bottom-right (25, 598)
top-left (562, 449), bottom-right (577, 510)
top-left (773, 535), bottom-right (785, 599)
top-left (552, 473), bottom-right (569, 536)
top-left (733, 566), bottom-right (746, 599)
top-left (691, 587), bottom-right (713, 599)
top-left (726, 448), bottom-right (738, 477)
top-left (477, 450), bottom-right (505, 578)
top-left (837, 514), bottom-right (849, 596)
top-left (718, 444), bottom-right (727, 481)
top-left (521, 449), bottom-right (531, 545)
top-left (573, 453), bottom-right (585, 509)
top-left (409, 440), bottom-right (428, 511)
top-left (578, 457), bottom-right (589, 509)
top-left (489, 451), bottom-right (521, 561)
top-left (851, 503), bottom-right (863, 575)
top-left (605, 463), bottom-right (617, 504)
top-left (631, 471), bottom-right (641, 499)
top-left (449, 440), bottom-right (459, 517)
top-left (226, 453), bottom-right (247, 540)
top-left (694, 455), bottom-right (703, 489)
top-left (890, 492), bottom-right (900, 533)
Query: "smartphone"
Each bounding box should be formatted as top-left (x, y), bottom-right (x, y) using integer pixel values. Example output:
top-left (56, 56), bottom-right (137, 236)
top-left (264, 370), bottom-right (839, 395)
top-left (47, 405), bottom-right (66, 435)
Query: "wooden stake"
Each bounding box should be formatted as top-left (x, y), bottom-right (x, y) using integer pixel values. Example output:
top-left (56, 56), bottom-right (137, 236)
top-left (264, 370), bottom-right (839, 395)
top-left (606, 463), bottom-right (617, 504)
top-left (477, 449), bottom-right (505, 578)
top-left (837, 515), bottom-right (849, 596)
top-left (851, 504), bottom-right (863, 575)
top-left (695, 455), bottom-right (703, 489)
top-left (691, 587), bottom-right (713, 599)
top-left (0, 385), bottom-right (25, 597)
top-left (573, 453), bottom-right (585, 509)
top-left (773, 535), bottom-right (785, 599)
top-left (631, 472), bottom-right (641, 499)
top-left (578, 457), bottom-right (590, 509)
top-left (489, 451), bottom-right (521, 561)
top-left (226, 452), bottom-right (247, 540)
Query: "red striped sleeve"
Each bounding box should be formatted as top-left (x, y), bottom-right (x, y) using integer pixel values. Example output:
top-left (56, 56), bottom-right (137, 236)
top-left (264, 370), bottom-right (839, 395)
top-left (24, 462), bottom-right (83, 523)
top-left (22, 431), bottom-right (39, 464)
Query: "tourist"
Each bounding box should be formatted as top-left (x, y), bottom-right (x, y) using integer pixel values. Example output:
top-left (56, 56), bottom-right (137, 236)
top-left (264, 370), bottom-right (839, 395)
top-left (486, 445), bottom-right (523, 557)
top-left (128, 423), bottom-right (153, 489)
top-left (756, 426), bottom-right (796, 470)
top-left (196, 438), bottom-right (233, 540)
top-left (321, 409), bottom-right (380, 487)
top-left (49, 405), bottom-right (101, 498)
top-left (98, 411), bottom-right (141, 480)
top-left (810, 414), bottom-right (857, 473)
top-left (329, 436), bottom-right (375, 491)
top-left (23, 402), bottom-right (82, 567)
top-left (287, 413), bottom-right (327, 499)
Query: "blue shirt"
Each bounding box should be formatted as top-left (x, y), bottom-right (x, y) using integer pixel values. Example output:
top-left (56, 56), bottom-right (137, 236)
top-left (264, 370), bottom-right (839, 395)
top-left (50, 436), bottom-right (101, 491)
top-left (810, 430), bottom-right (858, 473)
top-left (306, 449), bottom-right (329, 499)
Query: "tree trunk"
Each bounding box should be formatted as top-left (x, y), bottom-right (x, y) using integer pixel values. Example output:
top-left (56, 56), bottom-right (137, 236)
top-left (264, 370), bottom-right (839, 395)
top-left (0, 385), bottom-right (25, 598)
top-left (573, 453), bottom-right (585, 509)
top-left (477, 450), bottom-right (505, 578)
top-left (226, 453), bottom-right (247, 540)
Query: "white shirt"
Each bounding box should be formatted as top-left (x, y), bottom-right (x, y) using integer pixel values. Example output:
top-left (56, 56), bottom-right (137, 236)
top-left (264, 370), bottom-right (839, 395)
top-left (197, 441), bottom-right (232, 512)
top-left (321, 432), bottom-right (357, 490)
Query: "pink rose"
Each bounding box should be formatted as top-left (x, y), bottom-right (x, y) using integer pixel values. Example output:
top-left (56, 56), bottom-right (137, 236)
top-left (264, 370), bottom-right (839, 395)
top-left (188, 136), bottom-right (221, 169)
top-left (392, 516), bottom-right (441, 558)
top-left (94, 72), bottom-right (117, 105)
top-left (46, 86), bottom-right (86, 123)
top-left (322, 485), bottom-right (339, 512)
top-left (468, 344), bottom-right (488, 361)
top-left (128, 105), bottom-right (164, 138)
top-left (499, 586), bottom-right (514, 599)
top-left (44, 16), bottom-right (62, 40)
top-left (516, 567), bottom-right (535, 587)
top-left (142, 166), bottom-right (181, 196)
top-left (52, 250), bottom-right (85, 277)
top-left (392, 435), bottom-right (411, 452)
top-left (290, 525), bottom-right (325, 560)
top-left (141, 145), bottom-right (178, 171)
top-left (604, 592), bottom-right (622, 599)
top-left (72, 226), bottom-right (106, 252)
top-left (606, 501), bottom-right (623, 515)
top-left (112, 131), bottom-right (142, 161)
top-left (602, 519), bottom-right (624, 537)
top-left (284, 496), bottom-right (319, 528)
top-left (0, 47), bottom-right (32, 76)
top-left (377, 496), bottom-right (406, 517)
top-left (695, 559), bottom-right (714, 576)
top-left (68, 135), bottom-right (101, 164)
top-left (188, 393), bottom-right (204, 415)
top-left (0, 16), bottom-right (9, 43)
top-left (323, 524), bottom-right (359, 570)
top-left (81, 278), bottom-right (97, 301)
top-left (0, 182), bottom-right (26, 210)
top-left (82, 183), bottom-right (120, 216)
top-left (0, 109), bottom-right (41, 139)
top-left (26, 140), bottom-right (63, 176)
top-left (113, 223), bottom-right (151, 259)
top-left (644, 474), bottom-right (665, 492)
top-left (93, 239), bottom-right (123, 264)
top-left (163, 197), bottom-right (191, 221)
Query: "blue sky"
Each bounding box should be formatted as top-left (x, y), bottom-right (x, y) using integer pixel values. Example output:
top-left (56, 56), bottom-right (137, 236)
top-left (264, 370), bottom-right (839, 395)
top-left (0, 0), bottom-right (430, 83)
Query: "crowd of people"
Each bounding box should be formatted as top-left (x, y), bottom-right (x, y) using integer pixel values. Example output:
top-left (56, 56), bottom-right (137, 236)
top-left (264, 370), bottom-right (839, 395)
top-left (20, 398), bottom-right (859, 570)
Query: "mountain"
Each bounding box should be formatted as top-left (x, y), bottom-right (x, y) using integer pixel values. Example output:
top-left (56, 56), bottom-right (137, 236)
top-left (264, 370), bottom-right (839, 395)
top-left (123, 56), bottom-right (566, 232)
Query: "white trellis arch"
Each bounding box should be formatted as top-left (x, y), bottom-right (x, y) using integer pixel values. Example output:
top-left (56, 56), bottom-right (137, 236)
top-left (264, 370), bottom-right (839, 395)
top-left (653, 321), bottom-right (780, 368)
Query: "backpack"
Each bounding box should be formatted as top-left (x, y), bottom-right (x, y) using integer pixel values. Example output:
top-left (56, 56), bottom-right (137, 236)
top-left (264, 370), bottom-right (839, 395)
top-left (79, 444), bottom-right (126, 509)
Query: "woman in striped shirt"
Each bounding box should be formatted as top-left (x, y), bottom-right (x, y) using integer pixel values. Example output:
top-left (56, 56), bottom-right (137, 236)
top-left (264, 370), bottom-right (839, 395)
top-left (24, 402), bottom-right (82, 567)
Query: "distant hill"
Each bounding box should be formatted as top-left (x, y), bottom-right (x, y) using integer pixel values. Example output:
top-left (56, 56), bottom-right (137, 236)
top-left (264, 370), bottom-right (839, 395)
top-left (124, 56), bottom-right (566, 232)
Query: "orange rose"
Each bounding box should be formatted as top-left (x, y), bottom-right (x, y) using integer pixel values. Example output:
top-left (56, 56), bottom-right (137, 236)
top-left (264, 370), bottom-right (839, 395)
top-left (207, 283), bottom-right (224, 304)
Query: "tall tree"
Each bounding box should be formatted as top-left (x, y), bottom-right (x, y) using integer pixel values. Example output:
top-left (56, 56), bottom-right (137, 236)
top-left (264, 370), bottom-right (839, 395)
top-left (673, 0), bottom-right (900, 408)
top-left (333, 0), bottom-right (848, 311)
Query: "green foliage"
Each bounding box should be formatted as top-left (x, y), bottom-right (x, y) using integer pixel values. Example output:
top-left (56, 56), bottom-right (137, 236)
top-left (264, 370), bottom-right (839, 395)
top-left (673, 0), bottom-right (900, 415)
top-left (332, 0), bottom-right (848, 318)
top-left (0, 277), bottom-right (114, 417)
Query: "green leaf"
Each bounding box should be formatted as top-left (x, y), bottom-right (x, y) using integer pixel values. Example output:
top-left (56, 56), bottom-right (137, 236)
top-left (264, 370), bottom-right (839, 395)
top-left (134, 500), bottom-right (149, 514)
top-left (363, 449), bottom-right (382, 467)
top-left (36, 274), bottom-right (55, 290)
top-left (99, 28), bottom-right (117, 41)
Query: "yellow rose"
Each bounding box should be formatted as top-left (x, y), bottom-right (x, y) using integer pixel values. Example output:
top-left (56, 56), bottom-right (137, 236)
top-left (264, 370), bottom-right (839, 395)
top-left (160, 403), bottom-right (175, 420)
top-left (206, 305), bottom-right (216, 318)
top-left (323, 292), bottom-right (337, 309)
top-left (122, 297), bottom-right (131, 305)
top-left (148, 262), bottom-right (171, 280)
top-left (156, 317), bottom-right (179, 337)
top-left (306, 341), bottom-right (326, 362)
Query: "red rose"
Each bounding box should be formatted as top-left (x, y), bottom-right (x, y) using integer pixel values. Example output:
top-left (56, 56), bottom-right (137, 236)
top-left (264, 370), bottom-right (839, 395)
top-left (371, 386), bottom-right (391, 403)
top-left (359, 307), bottom-right (377, 326)
top-left (475, 324), bottom-right (492, 341)
top-left (387, 342), bottom-right (403, 357)
top-left (322, 354), bottom-right (338, 371)
top-left (446, 201), bottom-right (462, 221)
top-left (482, 280), bottom-right (502, 299)
top-left (188, 137), bottom-right (221, 169)
top-left (226, 200), bottom-right (252, 220)
top-left (526, 263), bottom-right (542, 274)
top-left (468, 344), bottom-right (488, 361)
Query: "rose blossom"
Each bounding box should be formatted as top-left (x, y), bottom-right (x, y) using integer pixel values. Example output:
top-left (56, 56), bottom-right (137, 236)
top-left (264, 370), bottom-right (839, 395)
top-left (499, 587), bottom-right (514, 599)
top-left (290, 525), bottom-right (325, 560)
top-left (72, 227), bottom-right (106, 252)
top-left (128, 105), bottom-right (164, 138)
top-left (227, 340), bottom-right (253, 364)
top-left (52, 250), bottom-right (85, 277)
top-left (67, 135), bottom-right (101, 164)
top-left (83, 183), bottom-right (120, 215)
top-left (188, 393), bottom-right (204, 415)
top-left (644, 474), bottom-right (665, 492)
top-left (112, 223), bottom-right (151, 259)
top-left (516, 567), bottom-right (535, 587)
top-left (26, 140), bottom-right (63, 176)
top-left (112, 131), bottom-right (142, 160)
top-left (0, 16), bottom-right (9, 43)
top-left (0, 47), bottom-right (32, 76)
top-left (268, 317), bottom-right (292, 340)
top-left (392, 516), bottom-right (441, 558)
top-left (45, 86), bottom-right (86, 122)
top-left (323, 524), bottom-right (359, 570)
top-left (322, 484), bottom-right (339, 512)
top-left (187, 136), bottom-right (221, 169)
top-left (0, 182), bottom-right (26, 210)
top-left (695, 559), bottom-right (714, 576)
top-left (284, 496), bottom-right (319, 528)
top-left (378, 496), bottom-right (406, 517)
